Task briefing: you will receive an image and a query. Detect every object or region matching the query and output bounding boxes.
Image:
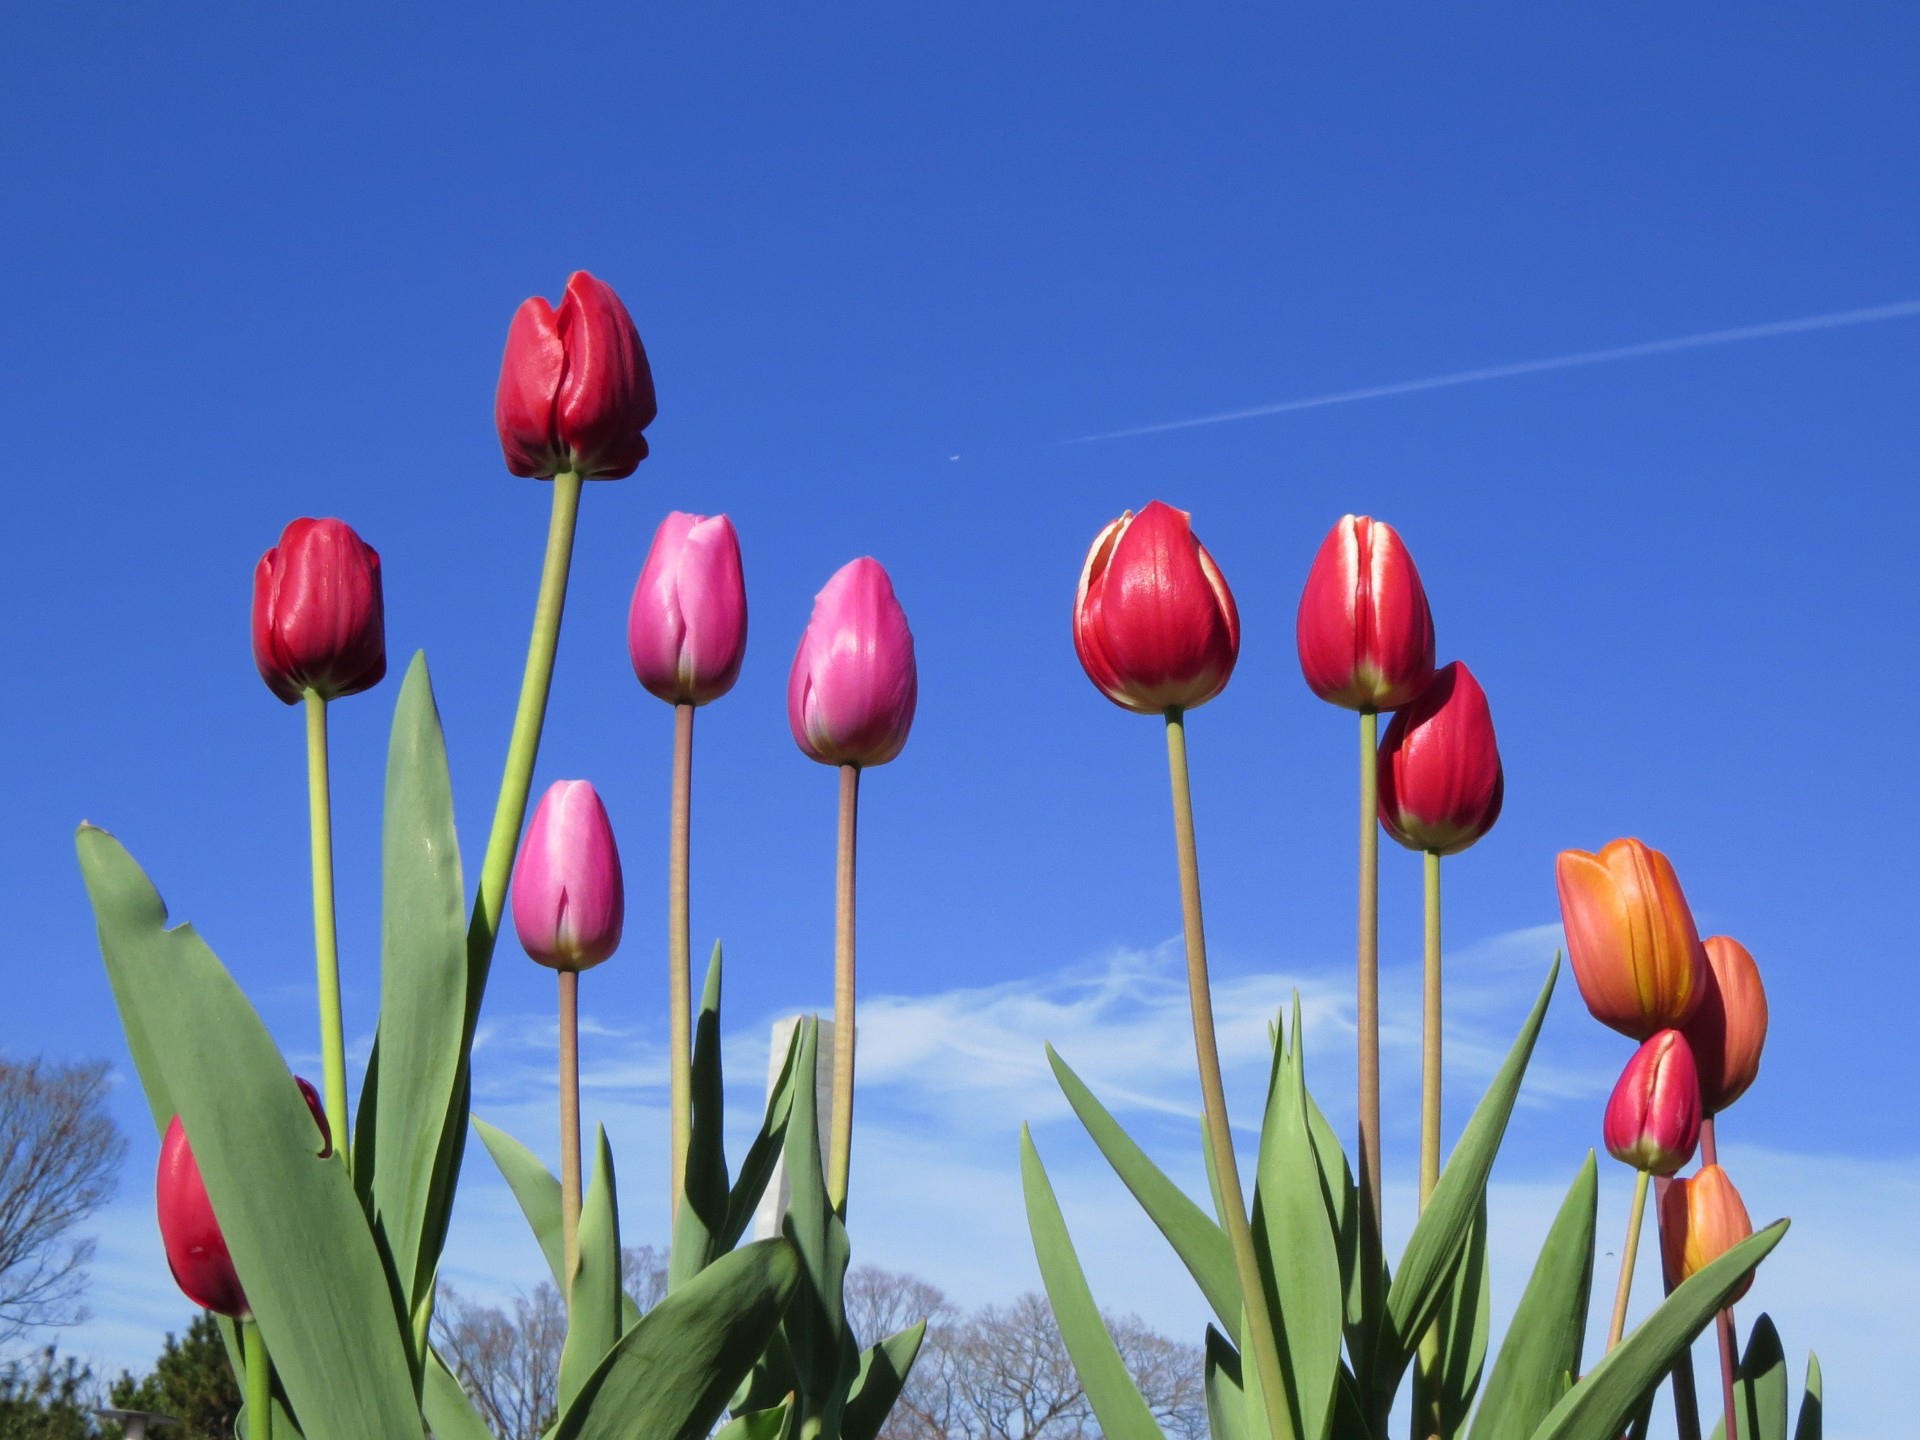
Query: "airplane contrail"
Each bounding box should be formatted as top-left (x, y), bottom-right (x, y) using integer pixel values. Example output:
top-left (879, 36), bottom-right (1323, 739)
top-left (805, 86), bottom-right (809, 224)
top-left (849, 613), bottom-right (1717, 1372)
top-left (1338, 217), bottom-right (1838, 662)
top-left (1068, 298), bottom-right (1920, 443)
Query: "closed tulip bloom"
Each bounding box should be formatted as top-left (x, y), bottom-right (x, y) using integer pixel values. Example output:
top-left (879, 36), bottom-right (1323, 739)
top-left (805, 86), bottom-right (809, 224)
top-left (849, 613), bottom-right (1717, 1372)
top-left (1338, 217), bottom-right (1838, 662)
top-left (1375, 662), bottom-right (1504, 855)
top-left (1603, 1030), bottom-right (1702, 1176)
top-left (628, 512), bottom-right (748, 706)
top-left (513, 781), bottom-right (625, 971)
top-left (1659, 1164), bottom-right (1757, 1302)
top-left (1557, 838), bottom-right (1706, 1040)
top-left (1296, 515), bottom-right (1436, 712)
top-left (787, 558), bottom-right (918, 767)
top-left (1683, 935), bottom-right (1769, 1115)
top-left (1073, 501), bottom-right (1239, 715)
top-left (251, 518), bottom-right (386, 705)
top-left (495, 271), bottom-right (656, 480)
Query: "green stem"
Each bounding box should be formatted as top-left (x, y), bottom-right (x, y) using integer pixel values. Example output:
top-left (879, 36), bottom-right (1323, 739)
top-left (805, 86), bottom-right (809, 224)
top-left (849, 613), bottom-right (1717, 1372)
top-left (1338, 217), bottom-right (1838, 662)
top-left (243, 1318), bottom-right (272, 1440)
top-left (303, 691), bottom-right (348, 1163)
top-left (559, 968), bottom-right (582, 1286)
top-left (1414, 848), bottom-right (1443, 1440)
top-left (1607, 1168), bottom-right (1652, 1350)
top-left (1356, 709), bottom-right (1384, 1319)
top-left (827, 763), bottom-right (859, 1216)
top-left (669, 702), bottom-right (694, 1223)
top-left (1165, 711), bottom-right (1295, 1440)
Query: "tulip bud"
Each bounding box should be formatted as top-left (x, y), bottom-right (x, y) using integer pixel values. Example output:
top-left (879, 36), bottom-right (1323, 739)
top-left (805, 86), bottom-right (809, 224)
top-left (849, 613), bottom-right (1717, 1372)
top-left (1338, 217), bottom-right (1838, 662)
top-left (513, 781), bottom-right (625, 971)
top-left (495, 271), bottom-right (656, 480)
top-left (1602, 1030), bottom-right (1702, 1176)
top-left (1072, 501), bottom-right (1239, 715)
top-left (156, 1078), bottom-right (330, 1318)
top-left (628, 512), bottom-right (748, 707)
top-left (1556, 838), bottom-right (1707, 1040)
top-left (1375, 662), bottom-right (1504, 855)
top-left (1682, 935), bottom-right (1768, 1115)
top-left (1296, 514), bottom-right (1436, 712)
top-left (1659, 1163), bottom-right (1757, 1303)
top-left (787, 558), bottom-right (918, 767)
top-left (251, 518), bottom-right (386, 705)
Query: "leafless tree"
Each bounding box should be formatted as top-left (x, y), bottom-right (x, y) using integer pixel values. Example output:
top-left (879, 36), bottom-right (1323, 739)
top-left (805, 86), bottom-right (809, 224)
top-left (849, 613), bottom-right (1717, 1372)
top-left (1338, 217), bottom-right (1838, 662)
top-left (0, 1057), bottom-right (125, 1343)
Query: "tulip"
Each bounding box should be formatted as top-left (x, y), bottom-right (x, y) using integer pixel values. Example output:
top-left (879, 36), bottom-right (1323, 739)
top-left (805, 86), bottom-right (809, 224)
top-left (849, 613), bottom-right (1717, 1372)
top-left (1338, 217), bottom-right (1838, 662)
top-left (251, 518), bottom-right (386, 705)
top-left (1296, 515), bottom-right (1436, 712)
top-left (1603, 1030), bottom-right (1702, 1176)
top-left (1072, 502), bottom-right (1239, 715)
top-left (495, 270), bottom-right (656, 480)
top-left (1659, 1163), bottom-right (1757, 1302)
top-left (1683, 935), bottom-right (1768, 1116)
top-left (1376, 662), bottom-right (1504, 855)
top-left (628, 512), bottom-right (748, 707)
top-left (788, 558), bottom-right (917, 767)
top-left (513, 781), bottom-right (625, 971)
top-left (1556, 838), bottom-right (1706, 1040)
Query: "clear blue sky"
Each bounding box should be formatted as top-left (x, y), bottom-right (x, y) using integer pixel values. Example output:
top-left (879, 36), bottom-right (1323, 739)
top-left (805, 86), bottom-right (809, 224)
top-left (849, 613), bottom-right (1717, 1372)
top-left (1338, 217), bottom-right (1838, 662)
top-left (3, 6), bottom-right (1915, 1433)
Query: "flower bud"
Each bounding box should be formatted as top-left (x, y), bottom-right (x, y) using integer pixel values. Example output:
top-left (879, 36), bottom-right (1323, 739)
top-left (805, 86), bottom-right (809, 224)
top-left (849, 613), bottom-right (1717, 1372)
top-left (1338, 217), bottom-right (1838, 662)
top-left (1073, 501), bottom-right (1239, 715)
top-left (157, 1078), bottom-right (330, 1318)
top-left (1603, 1030), bottom-right (1702, 1176)
top-left (1296, 514), bottom-right (1436, 712)
top-left (251, 518), bottom-right (386, 705)
top-left (1376, 662), bottom-right (1503, 855)
top-left (1682, 935), bottom-right (1768, 1115)
top-left (628, 512), bottom-right (748, 707)
top-left (1659, 1163), bottom-right (1757, 1303)
top-left (1556, 838), bottom-right (1706, 1040)
top-left (495, 271), bottom-right (656, 480)
top-left (787, 558), bottom-right (917, 767)
top-left (513, 781), bottom-right (625, 971)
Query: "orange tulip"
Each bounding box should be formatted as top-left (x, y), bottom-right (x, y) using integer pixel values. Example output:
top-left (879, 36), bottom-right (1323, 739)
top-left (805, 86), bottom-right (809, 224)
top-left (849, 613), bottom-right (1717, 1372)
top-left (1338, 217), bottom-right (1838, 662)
top-left (1555, 838), bottom-right (1706, 1039)
top-left (1659, 1163), bottom-right (1756, 1303)
top-left (1682, 935), bottom-right (1768, 1115)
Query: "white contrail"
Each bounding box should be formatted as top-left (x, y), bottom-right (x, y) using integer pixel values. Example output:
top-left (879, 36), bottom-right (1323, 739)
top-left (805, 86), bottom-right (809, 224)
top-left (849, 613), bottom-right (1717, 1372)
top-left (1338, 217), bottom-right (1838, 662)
top-left (1069, 298), bottom-right (1920, 443)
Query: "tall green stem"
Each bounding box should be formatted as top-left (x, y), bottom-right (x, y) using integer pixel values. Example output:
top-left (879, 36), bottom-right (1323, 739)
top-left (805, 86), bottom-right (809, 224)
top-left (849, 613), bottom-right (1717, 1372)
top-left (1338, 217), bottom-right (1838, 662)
top-left (1414, 848), bottom-right (1443, 1440)
top-left (1165, 711), bottom-right (1294, 1440)
top-left (827, 763), bottom-right (859, 1216)
top-left (1607, 1168), bottom-right (1652, 1350)
top-left (243, 1318), bottom-right (272, 1440)
top-left (1356, 709), bottom-right (1383, 1286)
top-left (668, 702), bottom-right (694, 1222)
top-left (303, 691), bottom-right (348, 1163)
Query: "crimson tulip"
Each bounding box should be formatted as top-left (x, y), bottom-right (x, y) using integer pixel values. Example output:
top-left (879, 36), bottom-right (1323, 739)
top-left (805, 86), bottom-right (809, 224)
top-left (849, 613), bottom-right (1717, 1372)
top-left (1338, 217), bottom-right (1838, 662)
top-left (513, 781), bottom-right (625, 971)
top-left (1375, 662), bottom-right (1503, 855)
top-left (1683, 935), bottom-right (1768, 1115)
top-left (1073, 501), bottom-right (1239, 715)
top-left (1603, 1029), bottom-right (1702, 1176)
top-left (1557, 838), bottom-right (1706, 1040)
top-left (1296, 514), bottom-right (1435, 711)
top-left (787, 558), bottom-right (917, 767)
top-left (251, 518), bottom-right (386, 705)
top-left (1659, 1163), bottom-right (1757, 1302)
top-left (495, 271), bottom-right (656, 480)
top-left (628, 512), bottom-right (748, 707)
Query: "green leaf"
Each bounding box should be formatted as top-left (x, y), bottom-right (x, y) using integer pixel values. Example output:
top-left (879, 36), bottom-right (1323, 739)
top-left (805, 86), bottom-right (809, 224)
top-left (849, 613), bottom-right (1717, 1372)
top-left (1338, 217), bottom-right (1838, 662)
top-left (674, 945), bottom-right (734, 1290)
top-left (1205, 1327), bottom-right (1248, 1440)
top-left (1020, 1125), bottom-right (1166, 1440)
top-left (716, 1396), bottom-right (795, 1440)
top-left (551, 1238), bottom-right (802, 1440)
top-left (79, 826), bottom-right (423, 1440)
top-left (1048, 1045), bottom-right (1240, 1342)
top-left (423, 1345), bottom-right (496, 1440)
top-left (559, 1127), bottom-right (625, 1413)
top-left (1792, 1353), bottom-right (1821, 1440)
top-left (1734, 1314), bottom-right (1788, 1440)
top-left (724, 1023), bottom-right (801, 1252)
top-left (473, 1115), bottom-right (567, 1286)
top-left (842, 1321), bottom-right (928, 1440)
top-left (1436, 1198), bottom-right (1491, 1436)
top-left (1527, 1220), bottom-right (1789, 1440)
top-left (780, 1019), bottom-right (852, 1432)
top-left (1467, 1154), bottom-right (1597, 1440)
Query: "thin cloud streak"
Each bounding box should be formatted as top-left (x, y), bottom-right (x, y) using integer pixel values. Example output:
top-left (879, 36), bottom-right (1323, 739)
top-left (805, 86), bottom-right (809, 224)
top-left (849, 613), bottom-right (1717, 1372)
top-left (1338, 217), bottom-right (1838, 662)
top-left (1069, 298), bottom-right (1920, 442)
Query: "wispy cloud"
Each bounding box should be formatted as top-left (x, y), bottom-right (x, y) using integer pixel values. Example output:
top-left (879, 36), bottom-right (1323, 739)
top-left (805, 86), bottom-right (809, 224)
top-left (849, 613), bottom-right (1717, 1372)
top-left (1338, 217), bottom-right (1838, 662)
top-left (1069, 298), bottom-right (1920, 442)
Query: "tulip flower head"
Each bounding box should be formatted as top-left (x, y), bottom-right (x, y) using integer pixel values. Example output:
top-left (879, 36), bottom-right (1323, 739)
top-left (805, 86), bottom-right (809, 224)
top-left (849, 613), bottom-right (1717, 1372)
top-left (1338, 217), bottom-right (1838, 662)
top-left (1659, 1163), bottom-right (1757, 1303)
top-left (513, 781), bottom-right (625, 971)
top-left (1375, 662), bottom-right (1504, 855)
top-left (495, 270), bottom-right (656, 480)
top-left (628, 512), bottom-right (748, 707)
top-left (1602, 1029), bottom-right (1702, 1176)
top-left (1073, 501), bottom-right (1239, 715)
top-left (251, 518), bottom-right (387, 705)
top-left (1682, 935), bottom-right (1769, 1116)
top-left (1557, 838), bottom-right (1706, 1040)
top-left (1296, 514), bottom-right (1436, 712)
top-left (787, 558), bottom-right (918, 767)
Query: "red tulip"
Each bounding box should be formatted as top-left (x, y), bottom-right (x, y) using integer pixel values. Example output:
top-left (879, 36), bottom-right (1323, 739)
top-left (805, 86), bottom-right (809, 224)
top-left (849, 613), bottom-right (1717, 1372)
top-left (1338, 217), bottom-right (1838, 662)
top-left (156, 1078), bottom-right (330, 1318)
top-left (1556, 839), bottom-right (1706, 1040)
top-left (787, 558), bottom-right (918, 767)
top-left (1603, 1030), bottom-right (1701, 1176)
top-left (628, 512), bottom-right (749, 707)
top-left (1682, 935), bottom-right (1768, 1115)
top-left (251, 518), bottom-right (386, 705)
top-left (1659, 1163), bottom-right (1756, 1302)
top-left (1296, 515), bottom-right (1435, 712)
top-left (1375, 662), bottom-right (1503, 855)
top-left (1073, 501), bottom-right (1239, 715)
top-left (495, 271), bottom-right (656, 480)
top-left (513, 781), bottom-right (625, 971)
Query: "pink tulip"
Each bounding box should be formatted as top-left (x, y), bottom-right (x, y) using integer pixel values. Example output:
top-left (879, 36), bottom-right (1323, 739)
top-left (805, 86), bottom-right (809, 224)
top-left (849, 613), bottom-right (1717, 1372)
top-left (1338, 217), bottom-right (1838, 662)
top-left (787, 558), bottom-right (917, 767)
top-left (513, 781), bottom-right (625, 971)
top-left (1602, 1029), bottom-right (1702, 1176)
top-left (628, 512), bottom-right (748, 707)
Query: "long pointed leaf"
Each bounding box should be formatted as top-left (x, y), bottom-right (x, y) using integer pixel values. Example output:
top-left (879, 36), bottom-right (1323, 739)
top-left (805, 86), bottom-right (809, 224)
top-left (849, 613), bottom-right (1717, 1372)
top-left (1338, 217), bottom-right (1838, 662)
top-left (1791, 1353), bottom-right (1820, 1440)
top-left (724, 1021), bottom-right (801, 1252)
top-left (1205, 1327), bottom-right (1248, 1440)
top-left (558, 1127), bottom-right (624, 1412)
top-left (842, 1321), bottom-right (928, 1440)
top-left (1734, 1314), bottom-right (1788, 1440)
top-left (673, 945), bottom-right (733, 1289)
top-left (1437, 1199), bottom-right (1491, 1436)
top-left (423, 1346), bottom-right (496, 1440)
top-left (473, 1115), bottom-right (567, 1286)
top-left (780, 1019), bottom-right (851, 1433)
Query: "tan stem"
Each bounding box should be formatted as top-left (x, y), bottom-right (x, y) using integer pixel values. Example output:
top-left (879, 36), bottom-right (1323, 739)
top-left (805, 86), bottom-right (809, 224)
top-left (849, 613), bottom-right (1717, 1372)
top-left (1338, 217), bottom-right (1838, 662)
top-left (1357, 709), bottom-right (1383, 1285)
top-left (1415, 848), bottom-right (1443, 1440)
top-left (1607, 1168), bottom-right (1652, 1350)
top-left (668, 702), bottom-right (694, 1222)
top-left (826, 764), bottom-right (859, 1215)
top-left (559, 969), bottom-right (582, 1286)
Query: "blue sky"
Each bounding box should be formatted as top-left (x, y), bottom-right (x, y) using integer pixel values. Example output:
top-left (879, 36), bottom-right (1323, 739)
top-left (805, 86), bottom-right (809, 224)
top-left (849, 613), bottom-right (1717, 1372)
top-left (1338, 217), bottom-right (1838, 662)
top-left (2, 5), bottom-right (1915, 1435)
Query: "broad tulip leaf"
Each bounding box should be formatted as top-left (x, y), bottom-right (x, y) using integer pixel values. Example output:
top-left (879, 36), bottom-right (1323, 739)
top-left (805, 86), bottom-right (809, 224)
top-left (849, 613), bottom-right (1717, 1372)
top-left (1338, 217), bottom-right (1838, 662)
top-left (1710, 1314), bottom-right (1787, 1440)
top-left (558, 1127), bottom-right (624, 1413)
top-left (79, 826), bottom-right (423, 1440)
top-left (1021, 1125), bottom-right (1166, 1440)
top-left (673, 945), bottom-right (735, 1290)
top-left (1467, 1153), bottom-right (1597, 1440)
top-left (1204, 1327), bottom-right (1249, 1440)
top-left (423, 1345), bottom-right (496, 1440)
top-left (842, 1321), bottom-right (928, 1440)
top-left (1437, 1199), bottom-right (1492, 1436)
top-left (716, 1396), bottom-right (795, 1440)
top-left (1792, 1353), bottom-right (1821, 1440)
top-left (473, 1115), bottom-right (567, 1286)
top-left (724, 1023), bottom-right (802, 1252)
top-left (1048, 1044), bottom-right (1240, 1341)
top-left (780, 1020), bottom-right (852, 1432)
top-left (1527, 1220), bottom-right (1789, 1440)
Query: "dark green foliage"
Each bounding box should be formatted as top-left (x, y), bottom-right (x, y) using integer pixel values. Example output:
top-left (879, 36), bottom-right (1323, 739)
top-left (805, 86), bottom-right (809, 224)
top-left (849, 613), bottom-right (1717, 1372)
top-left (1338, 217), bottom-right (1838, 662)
top-left (109, 1314), bottom-right (243, 1439)
top-left (0, 1348), bottom-right (94, 1440)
